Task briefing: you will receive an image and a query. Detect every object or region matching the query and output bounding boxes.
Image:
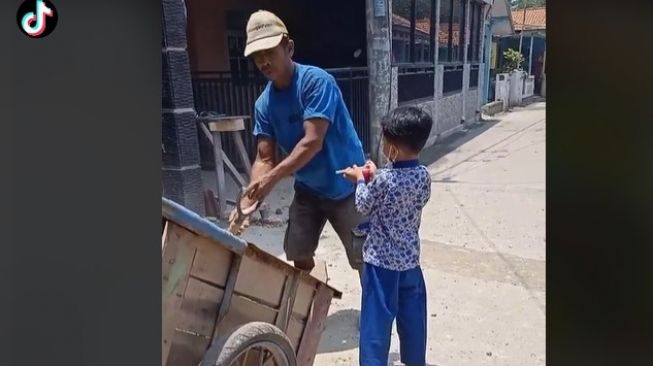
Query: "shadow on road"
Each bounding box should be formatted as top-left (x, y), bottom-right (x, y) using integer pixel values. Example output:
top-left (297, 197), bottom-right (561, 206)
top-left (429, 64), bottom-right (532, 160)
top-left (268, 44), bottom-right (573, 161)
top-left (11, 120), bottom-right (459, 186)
top-left (317, 309), bottom-right (360, 354)
top-left (420, 119), bottom-right (499, 168)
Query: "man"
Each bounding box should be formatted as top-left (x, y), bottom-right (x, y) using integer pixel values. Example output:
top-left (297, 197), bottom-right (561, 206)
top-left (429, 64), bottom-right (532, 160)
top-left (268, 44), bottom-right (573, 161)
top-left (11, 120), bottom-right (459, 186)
top-left (229, 10), bottom-right (367, 273)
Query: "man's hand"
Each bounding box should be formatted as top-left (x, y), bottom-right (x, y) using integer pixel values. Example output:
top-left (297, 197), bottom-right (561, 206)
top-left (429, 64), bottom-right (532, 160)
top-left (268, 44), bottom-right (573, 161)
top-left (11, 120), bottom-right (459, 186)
top-left (243, 172), bottom-right (279, 203)
top-left (342, 165), bottom-right (365, 183)
top-left (227, 193), bottom-right (259, 235)
top-left (228, 208), bottom-right (250, 235)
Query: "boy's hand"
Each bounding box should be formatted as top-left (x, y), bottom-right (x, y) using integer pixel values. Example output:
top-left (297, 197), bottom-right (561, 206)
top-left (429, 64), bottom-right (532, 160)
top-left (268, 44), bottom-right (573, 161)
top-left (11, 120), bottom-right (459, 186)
top-left (342, 165), bottom-right (365, 183)
top-left (364, 160), bottom-right (377, 179)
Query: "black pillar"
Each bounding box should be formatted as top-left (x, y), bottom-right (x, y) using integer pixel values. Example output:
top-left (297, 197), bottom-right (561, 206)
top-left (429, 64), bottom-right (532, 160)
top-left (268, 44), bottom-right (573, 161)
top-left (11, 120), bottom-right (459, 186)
top-left (161, 0), bottom-right (205, 215)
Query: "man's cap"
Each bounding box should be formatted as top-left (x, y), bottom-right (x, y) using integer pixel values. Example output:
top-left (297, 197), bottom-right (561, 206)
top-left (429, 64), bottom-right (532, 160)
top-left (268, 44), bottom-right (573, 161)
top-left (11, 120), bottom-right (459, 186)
top-left (244, 10), bottom-right (288, 57)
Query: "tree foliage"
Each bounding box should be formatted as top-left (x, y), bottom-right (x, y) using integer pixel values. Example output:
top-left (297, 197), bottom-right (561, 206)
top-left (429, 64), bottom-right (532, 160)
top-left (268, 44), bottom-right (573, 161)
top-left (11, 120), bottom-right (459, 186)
top-left (502, 48), bottom-right (524, 72)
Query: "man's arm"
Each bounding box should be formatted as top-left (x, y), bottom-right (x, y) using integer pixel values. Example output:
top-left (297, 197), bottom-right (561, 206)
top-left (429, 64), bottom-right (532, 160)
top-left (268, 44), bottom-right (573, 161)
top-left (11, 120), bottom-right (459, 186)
top-left (240, 136), bottom-right (277, 206)
top-left (251, 136), bottom-right (276, 181)
top-left (268, 118), bottom-right (329, 180)
top-left (244, 118), bottom-right (328, 202)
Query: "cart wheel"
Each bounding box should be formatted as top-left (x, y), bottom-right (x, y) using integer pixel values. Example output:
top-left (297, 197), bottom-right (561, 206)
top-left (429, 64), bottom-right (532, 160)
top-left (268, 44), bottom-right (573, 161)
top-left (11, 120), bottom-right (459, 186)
top-left (201, 322), bottom-right (297, 366)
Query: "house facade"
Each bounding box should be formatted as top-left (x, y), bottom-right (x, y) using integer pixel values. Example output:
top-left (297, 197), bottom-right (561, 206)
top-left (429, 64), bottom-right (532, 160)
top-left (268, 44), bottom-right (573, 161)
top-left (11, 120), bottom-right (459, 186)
top-left (161, 0), bottom-right (493, 211)
top-left (492, 5), bottom-right (546, 99)
top-left (183, 0), bottom-right (492, 163)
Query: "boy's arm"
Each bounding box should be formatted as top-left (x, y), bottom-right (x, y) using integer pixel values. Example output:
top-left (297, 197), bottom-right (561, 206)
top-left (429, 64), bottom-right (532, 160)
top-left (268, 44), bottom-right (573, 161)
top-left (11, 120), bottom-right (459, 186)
top-left (354, 172), bottom-right (387, 215)
top-left (421, 173), bottom-right (432, 207)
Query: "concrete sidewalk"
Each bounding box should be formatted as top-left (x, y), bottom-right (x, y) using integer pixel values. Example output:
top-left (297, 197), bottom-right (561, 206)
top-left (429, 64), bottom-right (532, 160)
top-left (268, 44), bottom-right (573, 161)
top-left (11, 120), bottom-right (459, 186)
top-left (210, 101), bottom-right (546, 365)
top-left (313, 101), bottom-right (546, 366)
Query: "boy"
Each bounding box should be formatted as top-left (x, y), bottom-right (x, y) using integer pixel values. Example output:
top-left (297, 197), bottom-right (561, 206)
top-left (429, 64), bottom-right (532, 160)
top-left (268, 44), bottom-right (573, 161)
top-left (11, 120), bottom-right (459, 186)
top-left (343, 106), bottom-right (433, 366)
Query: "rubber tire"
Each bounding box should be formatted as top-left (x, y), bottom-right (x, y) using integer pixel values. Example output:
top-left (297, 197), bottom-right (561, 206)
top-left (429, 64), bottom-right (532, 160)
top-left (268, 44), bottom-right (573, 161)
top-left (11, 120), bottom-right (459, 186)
top-left (201, 322), bottom-right (297, 366)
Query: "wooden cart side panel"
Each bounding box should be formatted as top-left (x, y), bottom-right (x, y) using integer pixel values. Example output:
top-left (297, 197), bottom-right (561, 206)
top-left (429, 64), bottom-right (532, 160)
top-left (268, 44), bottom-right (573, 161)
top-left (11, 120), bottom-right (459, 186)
top-left (214, 294), bottom-right (278, 337)
top-left (189, 236), bottom-right (233, 287)
top-left (175, 278), bottom-right (225, 337)
top-left (165, 331), bottom-right (211, 366)
top-left (275, 272), bottom-right (300, 332)
top-left (162, 219), bottom-right (168, 250)
top-left (296, 284), bottom-right (335, 366)
top-left (162, 223), bottom-right (197, 366)
top-left (234, 254), bottom-right (286, 307)
top-left (293, 279), bottom-right (317, 320)
top-left (286, 316), bottom-right (307, 351)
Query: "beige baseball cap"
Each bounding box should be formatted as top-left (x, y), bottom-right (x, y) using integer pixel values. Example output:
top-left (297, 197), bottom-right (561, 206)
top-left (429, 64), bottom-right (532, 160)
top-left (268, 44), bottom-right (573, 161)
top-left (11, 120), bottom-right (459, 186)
top-left (244, 10), bottom-right (289, 57)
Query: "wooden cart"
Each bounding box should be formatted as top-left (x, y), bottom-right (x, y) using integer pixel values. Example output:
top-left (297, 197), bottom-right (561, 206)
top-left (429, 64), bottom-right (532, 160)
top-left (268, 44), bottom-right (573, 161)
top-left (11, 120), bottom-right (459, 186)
top-left (162, 197), bottom-right (342, 366)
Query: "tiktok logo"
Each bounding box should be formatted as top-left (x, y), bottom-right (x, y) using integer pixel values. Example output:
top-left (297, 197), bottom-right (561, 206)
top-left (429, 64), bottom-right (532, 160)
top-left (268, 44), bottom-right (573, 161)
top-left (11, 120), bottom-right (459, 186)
top-left (16, 0), bottom-right (58, 38)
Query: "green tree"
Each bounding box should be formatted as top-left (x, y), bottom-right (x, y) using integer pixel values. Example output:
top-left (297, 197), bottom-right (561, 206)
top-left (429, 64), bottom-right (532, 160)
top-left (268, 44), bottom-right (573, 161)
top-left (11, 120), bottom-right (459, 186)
top-left (501, 48), bottom-right (524, 72)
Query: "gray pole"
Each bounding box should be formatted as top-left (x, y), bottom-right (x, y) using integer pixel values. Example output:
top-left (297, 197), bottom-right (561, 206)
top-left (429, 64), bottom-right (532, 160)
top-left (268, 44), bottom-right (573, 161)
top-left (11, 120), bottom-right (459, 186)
top-left (528, 35), bottom-right (534, 74)
top-left (365, 0), bottom-right (392, 164)
top-left (518, 0), bottom-right (527, 56)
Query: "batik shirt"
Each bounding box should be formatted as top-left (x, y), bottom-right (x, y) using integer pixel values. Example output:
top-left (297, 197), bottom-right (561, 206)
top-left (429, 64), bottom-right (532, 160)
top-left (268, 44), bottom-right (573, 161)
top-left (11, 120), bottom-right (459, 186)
top-left (354, 160), bottom-right (431, 271)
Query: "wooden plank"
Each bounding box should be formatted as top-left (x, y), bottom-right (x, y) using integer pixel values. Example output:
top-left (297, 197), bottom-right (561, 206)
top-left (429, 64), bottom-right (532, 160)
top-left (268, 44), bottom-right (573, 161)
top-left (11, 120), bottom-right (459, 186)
top-left (247, 245), bottom-right (342, 299)
top-left (203, 190), bottom-right (219, 222)
top-left (208, 118), bottom-right (245, 132)
top-left (161, 219), bottom-right (168, 251)
top-left (162, 224), bottom-right (197, 366)
top-left (212, 255), bottom-right (241, 340)
top-left (211, 130), bottom-right (228, 219)
top-left (275, 272), bottom-right (300, 332)
top-left (296, 284), bottom-right (335, 366)
top-left (234, 253), bottom-right (286, 307)
top-left (165, 330), bottom-right (211, 366)
top-left (162, 197), bottom-right (248, 255)
top-left (189, 235), bottom-right (233, 287)
top-left (175, 278), bottom-right (225, 337)
top-left (198, 122), bottom-right (247, 188)
top-left (286, 316), bottom-right (306, 351)
top-left (293, 280), bottom-right (316, 320)
top-left (310, 259), bottom-right (328, 283)
top-left (233, 131), bottom-right (252, 176)
top-left (214, 295), bottom-right (278, 338)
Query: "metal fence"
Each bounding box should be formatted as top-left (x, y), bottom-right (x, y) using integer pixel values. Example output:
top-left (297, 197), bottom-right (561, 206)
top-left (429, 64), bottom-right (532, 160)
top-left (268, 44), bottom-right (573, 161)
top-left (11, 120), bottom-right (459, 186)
top-left (469, 64), bottom-right (480, 89)
top-left (191, 68), bottom-right (371, 171)
top-left (396, 63), bottom-right (435, 103)
top-left (327, 67), bottom-right (371, 152)
top-left (442, 64), bottom-right (464, 96)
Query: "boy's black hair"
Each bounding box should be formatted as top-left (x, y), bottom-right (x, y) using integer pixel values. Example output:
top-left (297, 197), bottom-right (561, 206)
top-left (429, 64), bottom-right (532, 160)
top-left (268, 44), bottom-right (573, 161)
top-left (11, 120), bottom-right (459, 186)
top-left (380, 106), bottom-right (433, 153)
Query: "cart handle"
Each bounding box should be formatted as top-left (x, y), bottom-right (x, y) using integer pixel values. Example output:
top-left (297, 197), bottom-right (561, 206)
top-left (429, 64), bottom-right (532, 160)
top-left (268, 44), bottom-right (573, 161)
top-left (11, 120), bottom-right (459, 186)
top-left (162, 197), bottom-right (247, 254)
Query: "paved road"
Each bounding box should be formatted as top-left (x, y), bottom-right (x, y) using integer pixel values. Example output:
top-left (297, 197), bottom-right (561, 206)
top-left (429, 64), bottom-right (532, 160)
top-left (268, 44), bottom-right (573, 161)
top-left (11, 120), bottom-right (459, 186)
top-left (225, 101), bottom-right (546, 365)
top-left (313, 101), bottom-right (546, 366)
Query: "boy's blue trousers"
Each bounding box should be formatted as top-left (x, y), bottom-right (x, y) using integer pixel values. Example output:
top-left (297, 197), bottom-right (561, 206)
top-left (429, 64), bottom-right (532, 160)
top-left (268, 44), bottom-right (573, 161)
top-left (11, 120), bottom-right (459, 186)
top-left (360, 262), bottom-right (427, 366)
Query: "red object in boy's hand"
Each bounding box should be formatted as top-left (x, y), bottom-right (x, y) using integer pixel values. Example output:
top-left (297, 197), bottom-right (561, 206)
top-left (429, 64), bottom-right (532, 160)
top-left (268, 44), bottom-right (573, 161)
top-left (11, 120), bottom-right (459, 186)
top-left (362, 167), bottom-right (371, 182)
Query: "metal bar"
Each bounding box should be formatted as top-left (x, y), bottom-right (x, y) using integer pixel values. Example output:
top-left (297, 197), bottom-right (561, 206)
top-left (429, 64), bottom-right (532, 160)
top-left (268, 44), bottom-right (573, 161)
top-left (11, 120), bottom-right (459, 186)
top-left (410, 0), bottom-right (416, 62)
top-left (161, 197), bottom-right (248, 254)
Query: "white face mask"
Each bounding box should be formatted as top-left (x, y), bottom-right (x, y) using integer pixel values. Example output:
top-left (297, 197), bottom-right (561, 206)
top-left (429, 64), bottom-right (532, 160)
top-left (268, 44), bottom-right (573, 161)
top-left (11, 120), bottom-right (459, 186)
top-left (379, 136), bottom-right (398, 167)
top-left (384, 144), bottom-right (399, 165)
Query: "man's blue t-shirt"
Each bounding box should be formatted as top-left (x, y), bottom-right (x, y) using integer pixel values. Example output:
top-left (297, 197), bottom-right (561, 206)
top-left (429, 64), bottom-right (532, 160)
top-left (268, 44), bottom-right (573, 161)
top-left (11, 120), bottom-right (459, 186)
top-left (253, 63), bottom-right (365, 200)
